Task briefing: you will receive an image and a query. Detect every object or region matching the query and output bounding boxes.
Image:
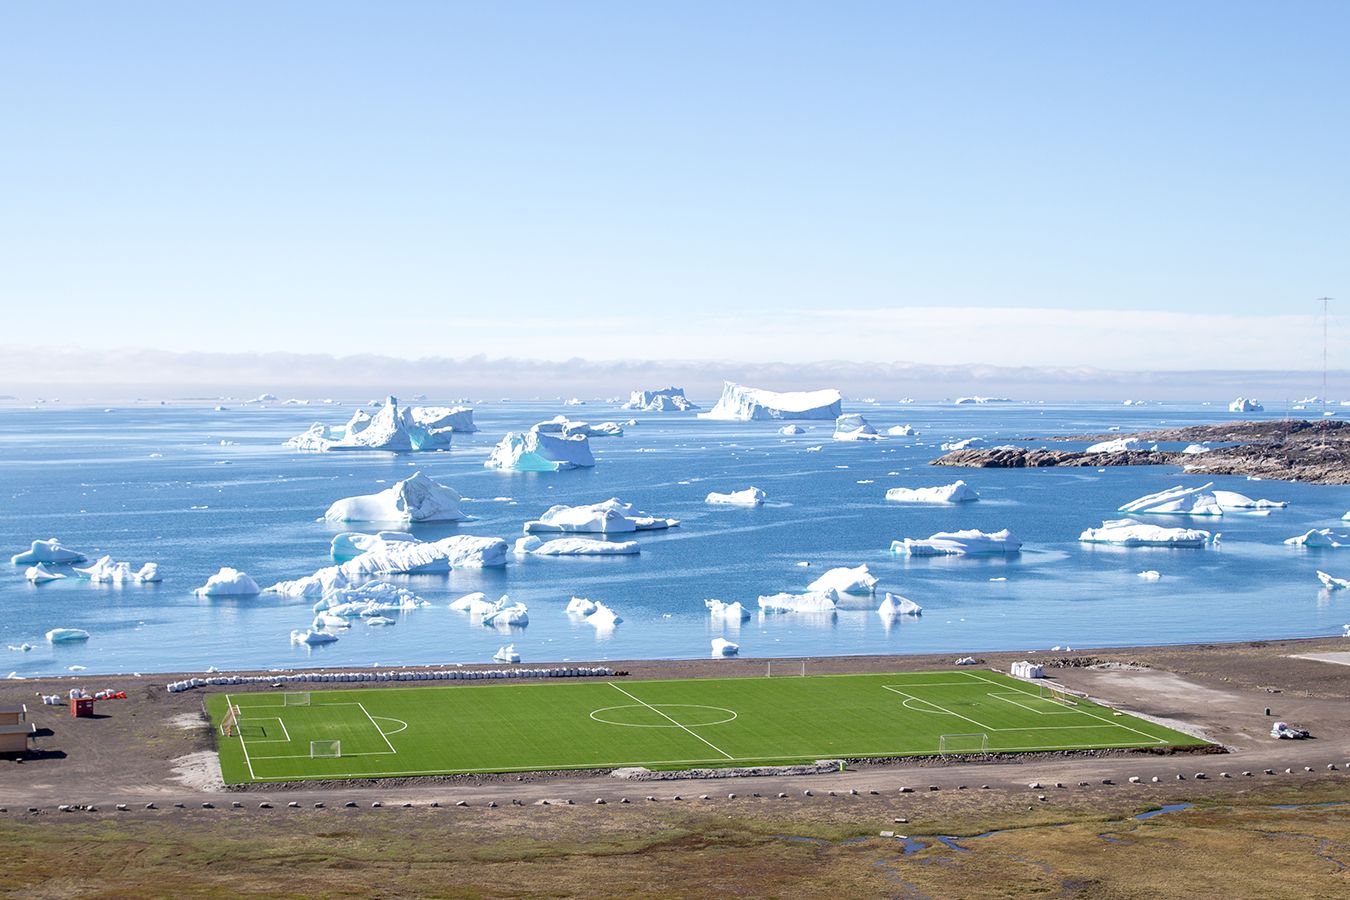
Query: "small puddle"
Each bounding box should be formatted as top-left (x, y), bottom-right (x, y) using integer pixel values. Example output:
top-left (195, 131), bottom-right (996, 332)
top-left (1134, 803), bottom-right (1194, 820)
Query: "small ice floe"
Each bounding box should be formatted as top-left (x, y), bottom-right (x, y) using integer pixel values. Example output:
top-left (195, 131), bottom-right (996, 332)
top-left (940, 437), bottom-right (986, 451)
top-left (807, 564), bottom-right (878, 595)
top-left (778, 424), bottom-right (807, 435)
top-left (566, 596), bottom-right (598, 617)
top-left (533, 415), bottom-right (623, 438)
top-left (833, 414), bottom-right (882, 441)
top-left (891, 529), bottom-right (1022, 556)
top-left (7, 643), bottom-right (33, 652)
top-left (450, 592), bottom-right (497, 615)
top-left (25, 564), bottom-right (66, 584)
top-left (1081, 519), bottom-right (1210, 547)
top-left (365, 616), bottom-right (396, 626)
top-left (290, 629), bottom-right (339, 645)
top-left (1211, 490), bottom-right (1287, 510)
top-left (480, 597), bottom-right (529, 629)
top-left (887, 424), bottom-right (917, 436)
top-left (705, 599), bottom-right (751, 621)
top-left (11, 538), bottom-right (87, 566)
top-left (884, 480), bottom-right (979, 504)
top-left (1182, 443), bottom-right (1211, 454)
top-left (194, 567), bottom-right (261, 597)
top-left (583, 602), bottom-right (623, 630)
top-left (1285, 529), bottom-right (1350, 549)
top-left (1138, 570), bottom-right (1163, 581)
top-left (76, 556), bottom-right (161, 584)
top-left (711, 637), bottom-right (739, 657)
top-left (1085, 438), bottom-right (1155, 454)
top-left (312, 613), bottom-right (351, 630)
top-left (1317, 571), bottom-right (1350, 590)
top-left (804, 445), bottom-right (823, 452)
top-left (46, 628), bottom-right (90, 643)
top-left (494, 644), bottom-right (521, 663)
top-left (323, 472), bottom-right (467, 524)
top-left (758, 590), bottom-right (839, 614)
top-left (705, 487), bottom-right (766, 507)
top-left (67, 665), bottom-right (86, 672)
top-left (877, 592), bottom-right (921, 617)
top-left (989, 577), bottom-right (1007, 582)
top-left (795, 561), bottom-right (811, 567)
top-left (524, 498), bottom-right (677, 533)
top-left (514, 535), bottom-right (639, 556)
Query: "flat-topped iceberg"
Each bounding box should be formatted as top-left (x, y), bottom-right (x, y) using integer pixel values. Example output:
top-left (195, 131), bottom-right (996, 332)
top-left (514, 535), bottom-right (639, 556)
top-left (322, 472), bottom-right (467, 524)
top-left (623, 387), bottom-right (699, 411)
top-left (485, 430), bottom-right (595, 471)
top-left (1285, 529), bottom-right (1350, 549)
top-left (699, 382), bottom-right (842, 421)
top-left (46, 628), bottom-right (90, 643)
top-left (711, 637), bottom-right (739, 657)
top-left (833, 414), bottom-right (881, 441)
top-left (12, 538), bottom-right (87, 566)
top-left (1086, 437), bottom-right (1154, 453)
top-left (705, 598), bottom-right (751, 621)
top-left (885, 480), bottom-right (979, 504)
top-left (1211, 490), bottom-right (1287, 510)
top-left (532, 415), bottom-right (623, 438)
top-left (1317, 571), bottom-right (1349, 590)
top-left (290, 628), bottom-right (339, 646)
top-left (25, 563), bottom-right (65, 584)
top-left (268, 535), bottom-right (509, 599)
top-left (1079, 518), bottom-right (1211, 547)
top-left (758, 589), bottom-right (840, 614)
top-left (887, 424), bottom-right (918, 436)
top-left (1118, 483), bottom-right (1222, 516)
top-left (955, 396), bottom-right (1011, 405)
top-left (524, 498), bottom-right (677, 533)
top-left (705, 487), bottom-right (766, 507)
top-left (75, 556), bottom-right (161, 584)
top-left (940, 437), bottom-right (986, 451)
top-left (807, 564), bottom-right (878, 595)
top-left (891, 529), bottom-right (1022, 556)
top-left (1229, 397), bottom-right (1263, 412)
top-left (194, 567), bottom-right (261, 597)
top-left (285, 396), bottom-right (475, 452)
top-left (877, 592), bottom-right (922, 617)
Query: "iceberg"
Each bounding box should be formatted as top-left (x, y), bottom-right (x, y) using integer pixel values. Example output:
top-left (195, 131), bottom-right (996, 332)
top-left (887, 424), bottom-right (918, 436)
top-left (194, 567), bottom-right (261, 597)
top-left (1229, 397), bottom-right (1264, 412)
top-left (494, 644), bottom-right (521, 663)
top-left (705, 599), bottom-right (751, 621)
top-left (1285, 529), bottom-right (1350, 549)
top-left (566, 597), bottom-right (598, 616)
top-left (1079, 518), bottom-right (1211, 547)
top-left (25, 564), bottom-right (65, 584)
top-left (524, 498), bottom-right (677, 533)
top-left (364, 616), bottom-right (396, 626)
top-left (778, 424), bottom-right (807, 435)
top-left (833, 414), bottom-right (882, 441)
top-left (74, 556), bottom-right (162, 584)
top-left (290, 629), bottom-right (339, 646)
top-left (480, 598), bottom-right (529, 629)
top-left (807, 564), bottom-right (878, 595)
top-left (940, 437), bottom-right (987, 451)
top-left (885, 480), bottom-right (979, 504)
top-left (1118, 483), bottom-right (1223, 516)
top-left (485, 430), bottom-right (595, 471)
top-left (532, 415), bottom-right (624, 438)
top-left (312, 612), bottom-right (351, 630)
top-left (1182, 443), bottom-right (1212, 454)
top-left (514, 535), bottom-right (639, 555)
top-left (711, 637), bottom-right (739, 657)
top-left (450, 592), bottom-right (497, 615)
top-left (312, 582), bottom-right (428, 616)
top-left (322, 472), bottom-right (467, 524)
top-left (955, 396), bottom-right (1012, 405)
top-left (891, 529), bottom-right (1022, 556)
top-left (269, 534), bottom-right (509, 599)
top-left (698, 382), bottom-right (842, 421)
top-left (1317, 571), bottom-right (1350, 590)
top-left (285, 396), bottom-right (476, 452)
top-left (1138, 570), bottom-right (1163, 580)
top-left (758, 590), bottom-right (840, 614)
top-left (584, 602), bottom-right (622, 629)
top-left (11, 538), bottom-right (87, 566)
top-left (330, 530), bottom-right (417, 561)
top-left (1211, 490), bottom-right (1287, 510)
top-left (877, 592), bottom-right (922, 617)
top-left (45, 628), bottom-right (90, 643)
top-left (1085, 438), bottom-right (1154, 453)
top-left (623, 388), bottom-right (699, 412)
top-left (705, 487), bottom-right (766, 507)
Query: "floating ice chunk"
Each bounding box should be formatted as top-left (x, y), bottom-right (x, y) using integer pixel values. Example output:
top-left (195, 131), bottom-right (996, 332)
top-left (705, 599), bottom-right (751, 621)
top-left (1344, 511), bottom-right (1350, 521)
top-left (1229, 397), bottom-right (1263, 412)
top-left (1079, 518), bottom-right (1211, 547)
top-left (807, 564), bottom-right (878, 595)
top-left (449, 592), bottom-right (496, 615)
top-left (891, 529), bottom-right (1022, 556)
top-left (11, 538), bottom-right (87, 566)
top-left (480, 597), bottom-right (529, 628)
top-left (778, 424), bottom-right (808, 435)
top-left (268, 535), bottom-right (509, 599)
top-left (955, 396), bottom-right (1011, 405)
top-left (1137, 570), bottom-right (1163, 581)
top-left (1118, 483), bottom-right (1223, 516)
top-left (623, 387), bottom-right (699, 411)
top-left (711, 637), bottom-right (739, 657)
top-left (758, 590), bottom-right (840, 614)
top-left (524, 498), bottom-right (677, 533)
top-left (364, 616), bottom-right (396, 626)
top-left (75, 556), bottom-right (162, 584)
top-left (698, 382), bottom-right (842, 421)
top-left (7, 643), bottom-right (33, 652)
top-left (584, 602), bottom-right (622, 629)
top-left (330, 530), bottom-right (417, 561)
top-left (323, 472), bottom-right (467, 524)
top-left (563, 397), bottom-right (586, 406)
top-left (1211, 490), bottom-right (1287, 510)
top-left (1085, 437), bottom-right (1155, 453)
top-left (312, 613), bottom-right (351, 630)
top-left (887, 424), bottom-right (918, 436)
top-left (46, 628), bottom-right (90, 643)
top-left (494, 644), bottom-right (521, 663)
top-left (1285, 529), bottom-right (1350, 549)
top-left (1182, 443), bottom-right (1212, 454)
top-left (25, 564), bottom-right (66, 584)
top-left (566, 597), bottom-right (598, 616)
top-left (404, 405), bottom-right (477, 447)
top-left (313, 582), bottom-right (428, 616)
top-left (877, 592), bottom-right (922, 617)
top-left (705, 487), bottom-right (766, 507)
top-left (833, 414), bottom-right (882, 441)
top-left (194, 567), bottom-right (261, 597)
top-left (532, 415), bottom-right (624, 438)
top-left (515, 536), bottom-right (639, 556)
top-left (485, 430), bottom-right (596, 471)
top-left (885, 480), bottom-right (979, 504)
top-left (290, 629), bottom-right (339, 645)
top-left (940, 437), bottom-right (987, 451)
top-left (1317, 571), bottom-right (1349, 590)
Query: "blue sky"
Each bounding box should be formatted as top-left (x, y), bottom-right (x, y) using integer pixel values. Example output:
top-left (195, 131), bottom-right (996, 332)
top-left (2, 2), bottom-right (1345, 369)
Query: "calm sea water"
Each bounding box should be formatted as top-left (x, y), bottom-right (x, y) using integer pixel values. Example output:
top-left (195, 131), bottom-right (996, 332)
top-left (2, 398), bottom-right (1347, 678)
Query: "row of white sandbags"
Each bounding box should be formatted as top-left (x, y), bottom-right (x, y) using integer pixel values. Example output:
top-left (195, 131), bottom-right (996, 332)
top-left (166, 665), bottom-right (615, 693)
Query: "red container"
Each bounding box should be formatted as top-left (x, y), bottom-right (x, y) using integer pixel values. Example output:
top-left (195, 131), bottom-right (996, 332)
top-left (70, 697), bottom-right (95, 718)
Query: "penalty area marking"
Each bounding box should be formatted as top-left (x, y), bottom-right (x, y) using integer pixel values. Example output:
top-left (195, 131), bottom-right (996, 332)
top-left (590, 704), bottom-right (738, 728)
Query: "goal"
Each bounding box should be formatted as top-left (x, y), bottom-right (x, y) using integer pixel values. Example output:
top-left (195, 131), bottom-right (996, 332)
top-left (284, 692), bottom-right (311, 706)
top-left (220, 705), bottom-right (241, 737)
top-left (310, 740), bottom-right (341, 759)
top-left (1039, 683), bottom-right (1080, 706)
top-left (938, 732), bottom-right (989, 753)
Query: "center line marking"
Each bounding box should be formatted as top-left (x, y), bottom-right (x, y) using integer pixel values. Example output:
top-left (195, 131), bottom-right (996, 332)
top-left (607, 683), bottom-right (735, 759)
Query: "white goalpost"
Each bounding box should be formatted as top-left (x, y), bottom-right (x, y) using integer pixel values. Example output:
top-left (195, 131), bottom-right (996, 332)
top-left (310, 740), bottom-right (341, 759)
top-left (1039, 683), bottom-right (1080, 706)
top-left (938, 732), bottom-right (989, 753)
top-left (284, 692), bottom-right (311, 706)
top-left (220, 704), bottom-right (241, 737)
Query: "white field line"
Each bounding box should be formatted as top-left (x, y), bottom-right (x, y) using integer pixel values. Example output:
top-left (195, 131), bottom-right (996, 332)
top-left (225, 693), bottom-right (256, 782)
top-left (883, 686), bottom-right (995, 732)
top-left (988, 692), bottom-right (1082, 717)
top-left (607, 683), bottom-right (734, 759)
top-left (967, 672), bottom-right (1167, 746)
top-left (251, 750), bottom-right (398, 761)
top-left (357, 701), bottom-right (399, 754)
top-left (233, 715), bottom-right (291, 743)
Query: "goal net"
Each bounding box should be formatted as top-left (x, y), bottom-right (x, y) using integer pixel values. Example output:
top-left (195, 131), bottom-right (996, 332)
top-left (284, 692), bottom-right (311, 706)
top-left (1038, 683), bottom-right (1080, 706)
top-left (938, 732), bottom-right (989, 753)
top-left (220, 705), bottom-right (241, 737)
top-left (310, 740), bottom-right (341, 759)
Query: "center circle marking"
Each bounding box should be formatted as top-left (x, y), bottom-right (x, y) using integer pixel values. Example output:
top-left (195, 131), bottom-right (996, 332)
top-left (589, 704), bottom-right (738, 728)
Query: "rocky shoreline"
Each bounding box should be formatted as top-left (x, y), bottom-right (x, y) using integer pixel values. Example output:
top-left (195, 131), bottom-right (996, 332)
top-left (932, 419), bottom-right (1350, 485)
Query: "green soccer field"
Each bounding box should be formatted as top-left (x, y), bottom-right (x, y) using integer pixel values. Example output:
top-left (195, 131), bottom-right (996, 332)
top-left (207, 670), bottom-right (1207, 784)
